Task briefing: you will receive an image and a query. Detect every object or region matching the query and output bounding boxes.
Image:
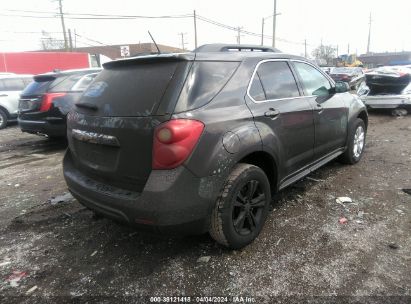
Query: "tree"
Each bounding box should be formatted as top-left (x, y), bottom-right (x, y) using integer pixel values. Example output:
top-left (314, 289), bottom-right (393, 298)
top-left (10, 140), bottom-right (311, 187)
top-left (40, 30), bottom-right (65, 50)
top-left (312, 44), bottom-right (336, 66)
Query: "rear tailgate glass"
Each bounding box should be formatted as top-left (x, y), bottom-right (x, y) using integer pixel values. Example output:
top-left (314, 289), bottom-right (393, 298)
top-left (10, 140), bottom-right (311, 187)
top-left (78, 62), bottom-right (179, 117)
top-left (22, 78), bottom-right (54, 95)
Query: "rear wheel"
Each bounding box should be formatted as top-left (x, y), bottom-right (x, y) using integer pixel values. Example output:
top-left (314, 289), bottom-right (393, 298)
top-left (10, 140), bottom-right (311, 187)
top-left (339, 118), bottom-right (366, 164)
top-left (209, 164), bottom-right (271, 249)
top-left (0, 109), bottom-right (8, 130)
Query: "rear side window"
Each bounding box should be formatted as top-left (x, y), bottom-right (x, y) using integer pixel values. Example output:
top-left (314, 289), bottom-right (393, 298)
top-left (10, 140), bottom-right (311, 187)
top-left (174, 61), bottom-right (239, 112)
top-left (251, 61), bottom-right (300, 101)
top-left (293, 62), bottom-right (331, 96)
top-left (49, 74), bottom-right (84, 92)
top-left (80, 62), bottom-right (179, 117)
top-left (0, 78), bottom-right (26, 91)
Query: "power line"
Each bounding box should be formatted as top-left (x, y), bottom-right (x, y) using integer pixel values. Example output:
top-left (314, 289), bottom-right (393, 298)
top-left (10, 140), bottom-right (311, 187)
top-left (0, 9), bottom-right (316, 48)
top-left (3, 9), bottom-right (192, 19)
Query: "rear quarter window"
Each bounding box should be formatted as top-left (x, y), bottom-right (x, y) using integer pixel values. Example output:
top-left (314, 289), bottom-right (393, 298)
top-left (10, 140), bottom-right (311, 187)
top-left (174, 61), bottom-right (240, 112)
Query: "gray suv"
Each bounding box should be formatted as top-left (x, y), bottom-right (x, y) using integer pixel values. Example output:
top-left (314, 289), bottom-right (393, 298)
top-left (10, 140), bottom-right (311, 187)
top-left (63, 44), bottom-right (368, 249)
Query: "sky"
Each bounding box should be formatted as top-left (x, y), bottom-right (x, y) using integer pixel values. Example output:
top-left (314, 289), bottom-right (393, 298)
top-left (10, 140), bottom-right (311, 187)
top-left (0, 0), bottom-right (410, 57)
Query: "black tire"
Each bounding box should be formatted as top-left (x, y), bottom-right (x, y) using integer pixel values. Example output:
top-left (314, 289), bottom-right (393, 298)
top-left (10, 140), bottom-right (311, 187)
top-left (209, 163), bottom-right (271, 249)
top-left (0, 109), bottom-right (8, 130)
top-left (339, 118), bottom-right (366, 164)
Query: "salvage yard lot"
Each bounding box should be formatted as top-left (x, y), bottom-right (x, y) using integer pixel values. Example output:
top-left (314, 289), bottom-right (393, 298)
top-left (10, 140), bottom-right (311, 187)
top-left (0, 113), bottom-right (410, 302)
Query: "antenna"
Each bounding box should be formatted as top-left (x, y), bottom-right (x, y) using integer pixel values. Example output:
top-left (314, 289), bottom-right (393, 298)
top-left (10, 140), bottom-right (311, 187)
top-left (148, 31), bottom-right (161, 54)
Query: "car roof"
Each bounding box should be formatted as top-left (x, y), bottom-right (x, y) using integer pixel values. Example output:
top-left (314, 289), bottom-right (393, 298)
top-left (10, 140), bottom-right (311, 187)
top-left (104, 44), bottom-right (308, 68)
top-left (35, 68), bottom-right (102, 78)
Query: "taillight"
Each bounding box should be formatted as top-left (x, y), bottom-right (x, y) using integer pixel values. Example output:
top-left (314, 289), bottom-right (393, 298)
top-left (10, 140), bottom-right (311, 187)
top-left (39, 93), bottom-right (66, 112)
top-left (152, 119), bottom-right (204, 170)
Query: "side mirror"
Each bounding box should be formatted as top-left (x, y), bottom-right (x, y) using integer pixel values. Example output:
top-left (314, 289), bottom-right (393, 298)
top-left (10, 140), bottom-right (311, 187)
top-left (335, 81), bottom-right (350, 93)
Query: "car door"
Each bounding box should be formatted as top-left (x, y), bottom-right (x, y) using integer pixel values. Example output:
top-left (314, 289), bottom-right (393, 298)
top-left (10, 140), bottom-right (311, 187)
top-left (245, 59), bottom-right (315, 179)
top-left (291, 61), bottom-right (348, 160)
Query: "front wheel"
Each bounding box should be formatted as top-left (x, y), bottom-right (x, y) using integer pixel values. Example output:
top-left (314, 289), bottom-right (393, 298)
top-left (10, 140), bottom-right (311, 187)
top-left (209, 164), bottom-right (271, 249)
top-left (339, 118), bottom-right (366, 164)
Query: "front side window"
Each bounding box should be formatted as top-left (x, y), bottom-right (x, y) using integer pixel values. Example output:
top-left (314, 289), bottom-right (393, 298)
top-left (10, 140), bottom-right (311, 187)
top-left (250, 61), bottom-right (300, 101)
top-left (293, 62), bottom-right (331, 96)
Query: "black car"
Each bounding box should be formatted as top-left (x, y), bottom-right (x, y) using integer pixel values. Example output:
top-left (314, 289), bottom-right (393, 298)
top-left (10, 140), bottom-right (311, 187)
top-left (63, 44), bottom-right (368, 249)
top-left (18, 68), bottom-right (101, 138)
top-left (330, 67), bottom-right (364, 90)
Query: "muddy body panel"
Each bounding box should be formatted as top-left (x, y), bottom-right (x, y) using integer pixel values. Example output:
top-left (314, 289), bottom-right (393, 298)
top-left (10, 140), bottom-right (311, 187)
top-left (63, 150), bottom-right (220, 234)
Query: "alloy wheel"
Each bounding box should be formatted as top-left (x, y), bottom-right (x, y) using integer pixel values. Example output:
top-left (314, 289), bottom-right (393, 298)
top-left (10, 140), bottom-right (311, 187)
top-left (353, 125), bottom-right (365, 158)
top-left (232, 180), bottom-right (266, 236)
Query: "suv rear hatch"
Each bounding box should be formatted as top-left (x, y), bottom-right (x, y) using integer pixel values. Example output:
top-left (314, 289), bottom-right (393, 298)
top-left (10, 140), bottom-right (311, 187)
top-left (67, 55), bottom-right (194, 192)
top-left (19, 74), bottom-right (56, 115)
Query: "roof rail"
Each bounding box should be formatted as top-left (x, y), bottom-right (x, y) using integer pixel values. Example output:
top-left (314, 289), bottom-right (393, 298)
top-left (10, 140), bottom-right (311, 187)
top-left (194, 44), bottom-right (280, 53)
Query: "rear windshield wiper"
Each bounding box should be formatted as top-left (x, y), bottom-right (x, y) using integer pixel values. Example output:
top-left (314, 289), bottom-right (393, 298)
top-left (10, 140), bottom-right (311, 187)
top-left (75, 103), bottom-right (98, 111)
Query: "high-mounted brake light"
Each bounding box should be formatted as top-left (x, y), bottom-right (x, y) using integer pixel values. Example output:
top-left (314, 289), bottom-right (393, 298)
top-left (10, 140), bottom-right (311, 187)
top-left (40, 93), bottom-right (66, 112)
top-left (152, 119), bottom-right (204, 170)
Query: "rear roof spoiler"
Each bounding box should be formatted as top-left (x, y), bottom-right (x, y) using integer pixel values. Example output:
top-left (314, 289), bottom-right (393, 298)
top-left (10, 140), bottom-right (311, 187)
top-left (194, 44), bottom-right (280, 53)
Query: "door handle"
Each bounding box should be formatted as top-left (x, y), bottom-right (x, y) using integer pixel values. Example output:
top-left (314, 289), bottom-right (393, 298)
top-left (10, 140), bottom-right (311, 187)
top-left (264, 108), bottom-right (280, 119)
top-left (314, 103), bottom-right (323, 112)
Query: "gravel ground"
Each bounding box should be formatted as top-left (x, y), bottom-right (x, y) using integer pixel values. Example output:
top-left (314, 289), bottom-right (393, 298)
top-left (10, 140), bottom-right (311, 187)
top-left (0, 113), bottom-right (410, 304)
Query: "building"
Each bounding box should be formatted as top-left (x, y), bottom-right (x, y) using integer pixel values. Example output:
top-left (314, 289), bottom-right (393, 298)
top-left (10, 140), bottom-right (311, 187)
top-left (358, 51), bottom-right (411, 68)
top-left (71, 43), bottom-right (185, 60)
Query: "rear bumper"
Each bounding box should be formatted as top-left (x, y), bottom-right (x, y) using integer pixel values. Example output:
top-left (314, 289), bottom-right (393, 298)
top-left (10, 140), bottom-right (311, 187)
top-left (18, 118), bottom-right (66, 137)
top-left (361, 95), bottom-right (411, 109)
top-left (63, 150), bottom-right (222, 234)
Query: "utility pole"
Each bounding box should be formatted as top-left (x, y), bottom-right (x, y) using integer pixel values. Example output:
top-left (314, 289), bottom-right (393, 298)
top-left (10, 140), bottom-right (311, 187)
top-left (272, 0), bottom-right (277, 48)
top-left (304, 39), bottom-right (307, 58)
top-left (336, 45), bottom-right (339, 57)
top-left (236, 27), bottom-right (243, 44)
top-left (68, 28), bottom-right (73, 51)
top-left (193, 10), bottom-right (198, 49)
top-left (348, 43), bottom-right (350, 54)
top-left (366, 12), bottom-right (372, 54)
top-left (57, 0), bottom-right (68, 51)
top-left (261, 18), bottom-right (264, 45)
top-left (179, 32), bottom-right (187, 50)
top-left (74, 29), bottom-right (77, 49)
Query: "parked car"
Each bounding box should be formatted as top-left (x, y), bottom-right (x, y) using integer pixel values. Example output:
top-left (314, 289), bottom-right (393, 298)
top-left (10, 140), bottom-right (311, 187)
top-left (330, 67), bottom-right (364, 90)
top-left (358, 66), bottom-right (411, 116)
top-left (63, 44), bottom-right (368, 249)
top-left (18, 68), bottom-right (101, 138)
top-left (0, 74), bottom-right (33, 129)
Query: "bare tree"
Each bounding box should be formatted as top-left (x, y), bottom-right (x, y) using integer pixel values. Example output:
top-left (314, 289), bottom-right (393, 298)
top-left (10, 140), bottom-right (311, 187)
top-left (40, 30), bottom-right (65, 50)
top-left (312, 44), bottom-right (336, 65)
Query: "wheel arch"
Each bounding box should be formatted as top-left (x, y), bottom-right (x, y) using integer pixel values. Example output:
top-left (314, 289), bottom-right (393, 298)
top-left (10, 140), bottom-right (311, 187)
top-left (0, 105), bottom-right (10, 117)
top-left (239, 150), bottom-right (278, 195)
top-left (357, 110), bottom-right (368, 130)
